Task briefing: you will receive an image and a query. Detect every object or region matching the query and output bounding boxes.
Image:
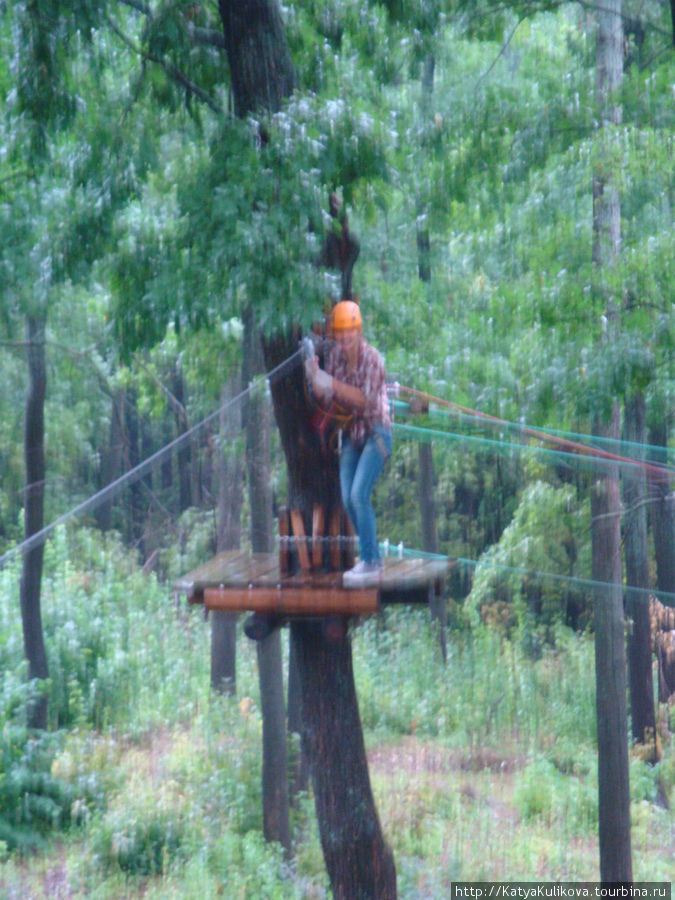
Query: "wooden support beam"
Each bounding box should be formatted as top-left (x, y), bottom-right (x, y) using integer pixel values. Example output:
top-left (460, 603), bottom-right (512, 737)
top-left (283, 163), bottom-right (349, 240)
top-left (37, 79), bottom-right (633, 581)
top-left (343, 508), bottom-right (356, 569)
top-left (312, 504), bottom-right (325, 569)
top-left (278, 506), bottom-right (290, 574)
top-left (290, 509), bottom-right (311, 571)
top-left (329, 507), bottom-right (342, 571)
top-left (204, 585), bottom-right (379, 616)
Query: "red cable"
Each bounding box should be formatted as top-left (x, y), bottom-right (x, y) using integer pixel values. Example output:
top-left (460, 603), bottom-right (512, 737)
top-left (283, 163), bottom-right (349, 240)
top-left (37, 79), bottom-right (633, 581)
top-left (394, 384), bottom-right (674, 483)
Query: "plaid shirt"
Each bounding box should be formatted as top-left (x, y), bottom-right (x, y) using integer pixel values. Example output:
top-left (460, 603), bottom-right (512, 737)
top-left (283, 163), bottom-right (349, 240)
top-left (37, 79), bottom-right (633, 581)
top-left (325, 338), bottom-right (391, 446)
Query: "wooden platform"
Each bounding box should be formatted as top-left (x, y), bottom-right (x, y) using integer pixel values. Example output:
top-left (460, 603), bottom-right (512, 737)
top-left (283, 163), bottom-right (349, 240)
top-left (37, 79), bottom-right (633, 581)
top-left (173, 550), bottom-right (452, 617)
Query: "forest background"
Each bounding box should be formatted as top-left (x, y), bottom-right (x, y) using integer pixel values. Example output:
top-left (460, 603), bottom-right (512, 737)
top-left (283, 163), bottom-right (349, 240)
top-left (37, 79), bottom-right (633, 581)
top-left (0, 0), bottom-right (673, 896)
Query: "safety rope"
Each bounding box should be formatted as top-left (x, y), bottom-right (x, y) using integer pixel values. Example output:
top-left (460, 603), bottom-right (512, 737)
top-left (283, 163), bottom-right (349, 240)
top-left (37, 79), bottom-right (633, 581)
top-left (394, 384), bottom-right (674, 482)
top-left (0, 347), bottom-right (305, 572)
top-left (394, 420), bottom-right (673, 481)
top-left (2, 346), bottom-right (672, 609)
top-left (391, 399), bottom-right (674, 462)
top-left (383, 542), bottom-right (675, 608)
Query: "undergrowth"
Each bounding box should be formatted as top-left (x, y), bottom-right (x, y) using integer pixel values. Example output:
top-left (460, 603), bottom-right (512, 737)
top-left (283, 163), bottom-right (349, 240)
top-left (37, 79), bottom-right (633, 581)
top-left (0, 528), bottom-right (673, 896)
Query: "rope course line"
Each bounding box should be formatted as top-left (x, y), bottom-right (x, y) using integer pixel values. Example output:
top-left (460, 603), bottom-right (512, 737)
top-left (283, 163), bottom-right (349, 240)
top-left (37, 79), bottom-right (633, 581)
top-left (383, 543), bottom-right (675, 608)
top-left (0, 347), bottom-right (304, 572)
top-left (392, 400), bottom-right (674, 462)
top-left (1, 348), bottom-right (672, 612)
top-left (393, 420), bottom-right (674, 480)
top-left (395, 384), bottom-right (675, 482)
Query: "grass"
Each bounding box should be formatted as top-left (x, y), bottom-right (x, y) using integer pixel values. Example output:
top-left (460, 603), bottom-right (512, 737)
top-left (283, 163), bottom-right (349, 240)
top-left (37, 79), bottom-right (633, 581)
top-left (0, 531), bottom-right (674, 897)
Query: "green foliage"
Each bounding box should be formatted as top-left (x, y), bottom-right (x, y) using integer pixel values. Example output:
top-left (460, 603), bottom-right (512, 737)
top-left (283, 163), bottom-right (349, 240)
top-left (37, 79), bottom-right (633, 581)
top-left (514, 755), bottom-right (597, 831)
top-left (354, 608), bottom-right (598, 752)
top-left (88, 782), bottom-right (192, 876)
top-left (467, 481), bottom-right (592, 646)
top-left (0, 672), bottom-right (100, 853)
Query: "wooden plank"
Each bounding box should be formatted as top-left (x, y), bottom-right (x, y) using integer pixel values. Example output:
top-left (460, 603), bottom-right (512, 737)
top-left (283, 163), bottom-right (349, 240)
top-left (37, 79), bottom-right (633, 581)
top-left (328, 507), bottom-right (342, 570)
top-left (204, 585), bottom-right (380, 616)
top-left (343, 509), bottom-right (356, 569)
top-left (173, 549), bottom-right (249, 599)
top-left (278, 506), bottom-right (290, 574)
top-left (312, 504), bottom-right (325, 569)
top-left (290, 509), bottom-right (311, 571)
top-left (379, 557), bottom-right (449, 588)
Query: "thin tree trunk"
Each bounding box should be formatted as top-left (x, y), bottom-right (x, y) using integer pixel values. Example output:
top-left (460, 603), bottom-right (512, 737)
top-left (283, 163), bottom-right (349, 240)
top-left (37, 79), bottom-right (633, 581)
top-left (622, 390), bottom-right (657, 760)
top-left (416, 51), bottom-right (446, 660)
top-left (591, 407), bottom-right (632, 879)
top-left (244, 312), bottom-right (291, 855)
top-left (211, 379), bottom-right (244, 696)
top-left (20, 314), bottom-right (49, 730)
top-left (95, 389), bottom-right (125, 531)
top-left (649, 418), bottom-right (675, 598)
top-left (172, 364), bottom-right (193, 512)
top-left (592, 0), bottom-right (632, 880)
top-left (124, 388), bottom-right (145, 547)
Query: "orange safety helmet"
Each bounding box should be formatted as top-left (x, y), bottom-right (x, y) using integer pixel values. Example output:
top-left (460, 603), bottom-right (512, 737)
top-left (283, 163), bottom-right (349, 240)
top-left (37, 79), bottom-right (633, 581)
top-left (331, 300), bottom-right (362, 332)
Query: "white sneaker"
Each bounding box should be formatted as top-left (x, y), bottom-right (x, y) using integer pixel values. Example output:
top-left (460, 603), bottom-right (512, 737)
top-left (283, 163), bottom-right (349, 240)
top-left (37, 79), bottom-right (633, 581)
top-left (343, 560), bottom-right (383, 588)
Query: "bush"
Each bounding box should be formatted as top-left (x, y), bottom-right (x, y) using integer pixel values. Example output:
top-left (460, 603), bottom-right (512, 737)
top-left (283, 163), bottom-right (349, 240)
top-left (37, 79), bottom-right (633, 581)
top-left (0, 673), bottom-right (73, 852)
top-left (88, 781), bottom-right (195, 877)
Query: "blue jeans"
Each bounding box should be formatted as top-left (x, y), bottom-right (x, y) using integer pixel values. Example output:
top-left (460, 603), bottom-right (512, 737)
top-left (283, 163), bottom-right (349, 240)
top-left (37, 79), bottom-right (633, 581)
top-left (339, 425), bottom-right (392, 564)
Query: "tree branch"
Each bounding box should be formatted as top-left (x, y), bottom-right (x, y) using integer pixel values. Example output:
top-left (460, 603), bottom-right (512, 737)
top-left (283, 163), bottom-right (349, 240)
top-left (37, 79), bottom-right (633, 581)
top-left (105, 12), bottom-right (222, 114)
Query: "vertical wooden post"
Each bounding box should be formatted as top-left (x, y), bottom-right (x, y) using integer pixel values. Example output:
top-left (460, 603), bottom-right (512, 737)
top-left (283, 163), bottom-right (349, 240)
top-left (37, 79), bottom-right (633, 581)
top-left (290, 509), bottom-right (311, 572)
top-left (278, 506), bottom-right (290, 574)
top-left (312, 504), bottom-right (325, 569)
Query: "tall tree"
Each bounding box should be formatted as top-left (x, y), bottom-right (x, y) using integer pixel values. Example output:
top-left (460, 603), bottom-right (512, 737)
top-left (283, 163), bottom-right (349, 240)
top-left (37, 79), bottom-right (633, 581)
top-left (211, 378), bottom-right (244, 695)
top-left (591, 0), bottom-right (632, 881)
top-left (649, 414), bottom-right (675, 600)
top-left (218, 1), bottom-right (396, 893)
top-left (622, 390), bottom-right (657, 760)
top-left (243, 309), bottom-right (291, 854)
top-left (20, 314), bottom-right (49, 730)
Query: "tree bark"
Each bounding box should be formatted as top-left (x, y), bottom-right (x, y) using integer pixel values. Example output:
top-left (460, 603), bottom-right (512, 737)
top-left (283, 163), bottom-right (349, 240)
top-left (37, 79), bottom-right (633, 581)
top-left (172, 363), bottom-right (194, 512)
top-left (649, 418), bottom-right (675, 599)
top-left (244, 312), bottom-right (291, 854)
top-left (211, 379), bottom-right (244, 696)
top-left (416, 52), bottom-right (446, 660)
top-left (591, 407), bottom-right (632, 880)
top-left (20, 314), bottom-right (49, 730)
top-left (219, 2), bottom-right (394, 888)
top-left (95, 388), bottom-right (125, 531)
top-left (219, 0), bottom-right (296, 119)
top-left (591, 0), bottom-right (632, 881)
top-left (292, 620), bottom-right (397, 899)
top-left (622, 391), bottom-right (657, 760)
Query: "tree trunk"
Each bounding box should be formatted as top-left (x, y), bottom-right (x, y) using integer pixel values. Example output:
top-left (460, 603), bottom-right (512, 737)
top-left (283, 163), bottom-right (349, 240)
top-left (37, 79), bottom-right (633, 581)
top-left (244, 313), bottom-right (291, 854)
top-left (292, 619), bottom-right (397, 899)
top-left (592, 0), bottom-right (632, 881)
top-left (124, 387), bottom-right (145, 548)
top-left (219, 2), bottom-right (394, 888)
top-left (649, 418), bottom-right (675, 598)
top-left (20, 314), bottom-right (49, 731)
top-left (416, 52), bottom-right (446, 660)
top-left (266, 337), bottom-right (397, 895)
top-left (591, 407), bottom-right (632, 879)
top-left (211, 379), bottom-right (244, 696)
top-left (172, 364), bottom-right (193, 513)
top-left (219, 0), bottom-right (295, 119)
top-left (622, 391), bottom-right (657, 760)
top-left (95, 388), bottom-right (125, 531)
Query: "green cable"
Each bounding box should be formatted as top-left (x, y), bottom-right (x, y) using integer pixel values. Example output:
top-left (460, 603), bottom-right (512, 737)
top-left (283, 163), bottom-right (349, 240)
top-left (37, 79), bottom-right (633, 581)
top-left (393, 421), bottom-right (673, 476)
top-left (379, 543), bottom-right (675, 608)
top-left (391, 399), bottom-right (674, 462)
